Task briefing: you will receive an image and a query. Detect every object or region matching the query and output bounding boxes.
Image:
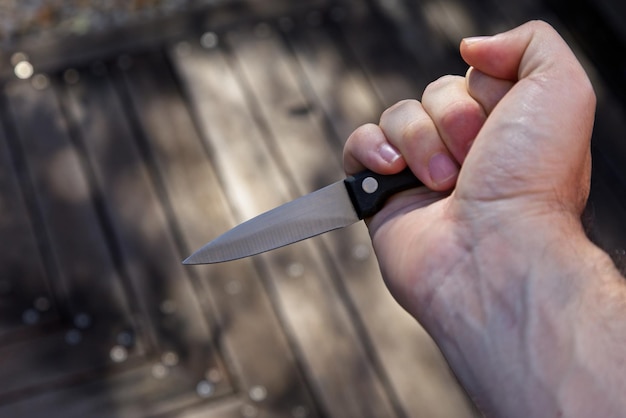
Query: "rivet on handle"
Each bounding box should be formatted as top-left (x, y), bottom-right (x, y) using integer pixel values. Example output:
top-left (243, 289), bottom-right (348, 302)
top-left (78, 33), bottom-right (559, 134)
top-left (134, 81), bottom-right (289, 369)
top-left (361, 177), bottom-right (379, 194)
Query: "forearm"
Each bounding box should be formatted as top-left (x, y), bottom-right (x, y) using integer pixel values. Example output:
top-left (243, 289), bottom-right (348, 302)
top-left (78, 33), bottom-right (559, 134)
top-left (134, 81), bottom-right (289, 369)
top-left (420, 219), bottom-right (626, 417)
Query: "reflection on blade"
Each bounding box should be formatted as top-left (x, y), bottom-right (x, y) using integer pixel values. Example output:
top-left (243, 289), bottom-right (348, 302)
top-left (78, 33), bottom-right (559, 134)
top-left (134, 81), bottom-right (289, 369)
top-left (183, 181), bottom-right (359, 264)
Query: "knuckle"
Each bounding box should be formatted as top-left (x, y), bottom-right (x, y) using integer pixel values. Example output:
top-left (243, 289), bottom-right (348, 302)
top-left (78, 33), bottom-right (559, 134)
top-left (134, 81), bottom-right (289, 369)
top-left (423, 75), bottom-right (463, 98)
top-left (401, 117), bottom-right (431, 144)
top-left (380, 99), bottom-right (419, 124)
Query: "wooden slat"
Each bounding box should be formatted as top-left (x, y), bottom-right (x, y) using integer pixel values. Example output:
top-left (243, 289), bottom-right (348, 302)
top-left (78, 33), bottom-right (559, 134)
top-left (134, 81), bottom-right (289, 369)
top-left (169, 31), bottom-right (399, 417)
top-left (1, 79), bottom-right (136, 398)
top-left (225, 26), bottom-right (344, 190)
top-left (0, 362), bottom-right (242, 418)
top-left (0, 330), bottom-right (143, 405)
top-left (59, 66), bottom-right (230, 401)
top-left (178, 397), bottom-right (247, 418)
top-left (334, 4), bottom-right (432, 107)
top-left (230, 18), bottom-right (478, 416)
top-left (282, 13), bottom-right (382, 144)
top-left (284, 14), bottom-right (479, 417)
top-left (118, 50), bottom-right (319, 417)
top-left (4, 80), bottom-right (131, 324)
top-left (0, 0), bottom-right (333, 81)
top-left (0, 116), bottom-right (53, 338)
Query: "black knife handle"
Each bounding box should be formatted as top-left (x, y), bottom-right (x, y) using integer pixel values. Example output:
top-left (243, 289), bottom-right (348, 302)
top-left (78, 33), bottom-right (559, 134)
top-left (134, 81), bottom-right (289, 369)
top-left (344, 168), bottom-right (424, 219)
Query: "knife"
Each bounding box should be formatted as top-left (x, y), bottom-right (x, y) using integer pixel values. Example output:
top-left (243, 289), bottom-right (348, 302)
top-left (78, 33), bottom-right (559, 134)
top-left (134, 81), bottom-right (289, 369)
top-left (183, 169), bottom-right (423, 264)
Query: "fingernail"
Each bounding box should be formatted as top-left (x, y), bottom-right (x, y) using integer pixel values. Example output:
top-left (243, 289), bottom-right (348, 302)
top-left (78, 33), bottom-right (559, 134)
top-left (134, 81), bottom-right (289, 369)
top-left (429, 153), bottom-right (458, 185)
top-left (378, 143), bottom-right (402, 165)
top-left (462, 36), bottom-right (491, 45)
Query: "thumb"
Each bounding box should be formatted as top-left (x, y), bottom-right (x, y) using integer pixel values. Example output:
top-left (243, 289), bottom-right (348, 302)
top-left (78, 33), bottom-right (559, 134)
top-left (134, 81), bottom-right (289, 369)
top-left (460, 20), bottom-right (586, 83)
top-left (455, 21), bottom-right (596, 213)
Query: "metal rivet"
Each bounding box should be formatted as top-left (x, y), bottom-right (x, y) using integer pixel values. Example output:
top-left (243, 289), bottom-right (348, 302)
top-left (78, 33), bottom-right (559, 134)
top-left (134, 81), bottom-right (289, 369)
top-left (64, 68), bottom-right (80, 84)
top-left (74, 312), bottom-right (92, 329)
top-left (241, 404), bottom-right (258, 417)
top-left (249, 385), bottom-right (267, 402)
top-left (110, 345), bottom-right (128, 363)
top-left (292, 405), bottom-right (309, 418)
top-left (161, 351), bottom-right (179, 367)
top-left (31, 74), bottom-right (49, 90)
top-left (160, 299), bottom-right (177, 314)
top-left (286, 262), bottom-right (305, 278)
top-left (200, 32), bottom-right (218, 49)
top-left (117, 331), bottom-right (134, 347)
top-left (206, 368), bottom-right (222, 383)
top-left (196, 380), bottom-right (215, 398)
top-left (34, 296), bottom-right (51, 312)
top-left (151, 363), bottom-right (168, 379)
top-left (65, 329), bottom-right (82, 345)
top-left (361, 177), bottom-right (379, 194)
top-left (22, 308), bottom-right (40, 325)
top-left (14, 61), bottom-right (34, 79)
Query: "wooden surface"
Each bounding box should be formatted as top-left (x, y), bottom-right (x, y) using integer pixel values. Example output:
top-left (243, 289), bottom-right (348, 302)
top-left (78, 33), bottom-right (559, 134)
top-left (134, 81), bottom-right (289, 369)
top-left (0, 0), bottom-right (625, 417)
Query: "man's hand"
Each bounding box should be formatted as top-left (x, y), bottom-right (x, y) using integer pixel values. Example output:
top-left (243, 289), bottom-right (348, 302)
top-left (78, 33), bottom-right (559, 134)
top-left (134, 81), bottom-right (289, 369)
top-left (344, 21), bottom-right (626, 417)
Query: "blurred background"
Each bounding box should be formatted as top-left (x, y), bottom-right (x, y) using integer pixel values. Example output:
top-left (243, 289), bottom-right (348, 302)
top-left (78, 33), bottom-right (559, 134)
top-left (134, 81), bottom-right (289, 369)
top-left (0, 0), bottom-right (624, 417)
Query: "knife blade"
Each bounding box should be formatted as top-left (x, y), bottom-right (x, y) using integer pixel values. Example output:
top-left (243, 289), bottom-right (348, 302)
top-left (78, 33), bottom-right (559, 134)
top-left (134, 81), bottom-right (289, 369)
top-left (183, 169), bottom-right (423, 264)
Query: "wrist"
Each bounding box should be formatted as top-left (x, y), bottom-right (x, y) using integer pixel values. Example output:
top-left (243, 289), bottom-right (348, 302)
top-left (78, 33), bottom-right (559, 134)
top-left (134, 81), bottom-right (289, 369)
top-left (418, 213), bottom-right (625, 416)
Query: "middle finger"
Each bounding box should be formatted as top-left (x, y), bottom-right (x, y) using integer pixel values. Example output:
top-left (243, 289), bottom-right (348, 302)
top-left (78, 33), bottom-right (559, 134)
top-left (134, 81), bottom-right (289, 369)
top-left (421, 75), bottom-right (487, 163)
top-left (379, 99), bottom-right (459, 191)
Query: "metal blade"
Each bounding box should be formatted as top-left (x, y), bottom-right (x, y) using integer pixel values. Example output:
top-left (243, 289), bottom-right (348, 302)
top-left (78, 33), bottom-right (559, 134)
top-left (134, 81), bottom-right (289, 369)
top-left (183, 180), bottom-right (358, 264)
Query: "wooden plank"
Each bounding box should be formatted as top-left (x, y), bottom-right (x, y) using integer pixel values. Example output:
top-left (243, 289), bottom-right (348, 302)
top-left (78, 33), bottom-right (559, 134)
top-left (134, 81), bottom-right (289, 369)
top-left (118, 50), bottom-right (319, 417)
top-left (0, 78), bottom-right (136, 397)
top-left (59, 66), bottom-right (230, 400)
top-left (169, 31), bottom-right (398, 418)
top-left (0, 115), bottom-right (53, 338)
top-left (333, 3), bottom-right (436, 107)
top-left (226, 26), bottom-right (345, 190)
top-left (178, 397), bottom-right (248, 418)
top-left (285, 14), bottom-right (480, 417)
top-left (0, 330), bottom-right (141, 405)
top-left (0, 361), bottom-right (241, 418)
top-left (229, 20), bottom-right (478, 418)
top-left (0, 0), bottom-right (333, 81)
top-left (4, 79), bottom-right (132, 324)
top-left (282, 13), bottom-right (383, 144)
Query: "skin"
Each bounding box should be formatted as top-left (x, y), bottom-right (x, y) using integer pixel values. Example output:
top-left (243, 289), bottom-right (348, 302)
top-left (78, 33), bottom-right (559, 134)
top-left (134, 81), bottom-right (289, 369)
top-left (343, 21), bottom-right (626, 417)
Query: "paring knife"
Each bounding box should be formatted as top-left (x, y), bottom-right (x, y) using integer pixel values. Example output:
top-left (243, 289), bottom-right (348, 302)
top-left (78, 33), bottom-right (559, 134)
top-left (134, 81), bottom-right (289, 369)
top-left (183, 169), bottom-right (423, 264)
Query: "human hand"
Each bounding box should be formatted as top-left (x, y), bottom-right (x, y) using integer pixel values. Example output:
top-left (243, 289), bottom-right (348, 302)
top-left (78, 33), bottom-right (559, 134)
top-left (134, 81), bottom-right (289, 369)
top-left (344, 19), bottom-right (595, 316)
top-left (344, 21), bottom-right (626, 416)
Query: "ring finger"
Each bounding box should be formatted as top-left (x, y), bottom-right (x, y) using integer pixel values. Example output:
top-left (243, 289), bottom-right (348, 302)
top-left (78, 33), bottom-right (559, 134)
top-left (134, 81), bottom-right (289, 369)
top-left (380, 99), bottom-right (459, 190)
